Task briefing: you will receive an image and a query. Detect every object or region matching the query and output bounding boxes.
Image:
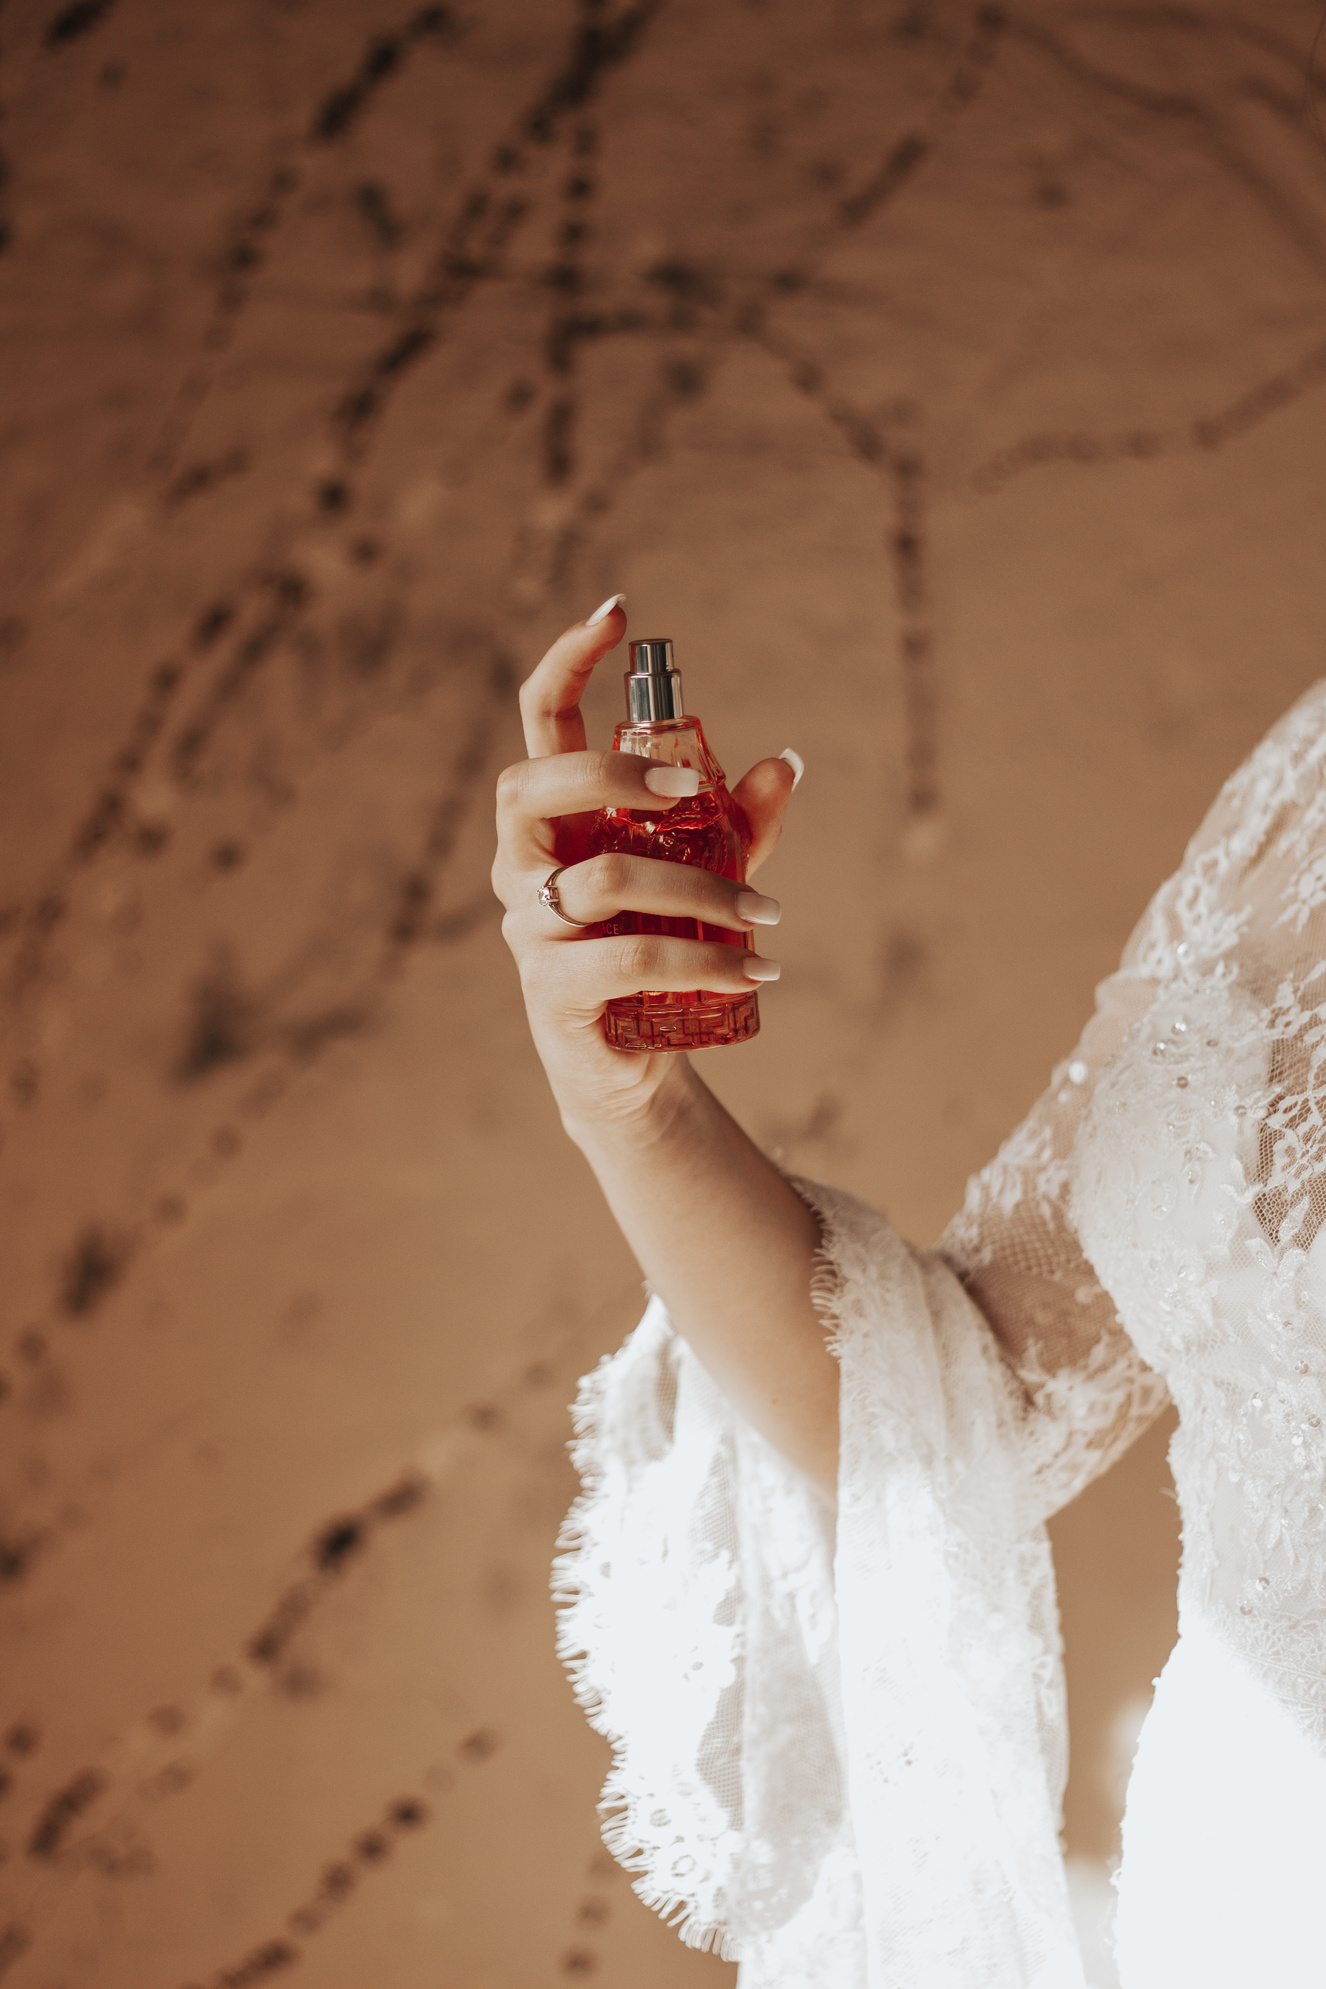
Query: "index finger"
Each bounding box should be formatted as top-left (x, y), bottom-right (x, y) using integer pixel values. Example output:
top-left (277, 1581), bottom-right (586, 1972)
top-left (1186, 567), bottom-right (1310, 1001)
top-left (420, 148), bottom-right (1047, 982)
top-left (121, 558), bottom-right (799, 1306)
top-left (519, 596), bottom-right (627, 758)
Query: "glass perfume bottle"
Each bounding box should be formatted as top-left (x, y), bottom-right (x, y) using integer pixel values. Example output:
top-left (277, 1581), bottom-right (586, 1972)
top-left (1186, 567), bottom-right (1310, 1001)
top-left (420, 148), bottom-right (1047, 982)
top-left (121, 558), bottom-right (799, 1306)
top-left (586, 637), bottom-right (759, 1052)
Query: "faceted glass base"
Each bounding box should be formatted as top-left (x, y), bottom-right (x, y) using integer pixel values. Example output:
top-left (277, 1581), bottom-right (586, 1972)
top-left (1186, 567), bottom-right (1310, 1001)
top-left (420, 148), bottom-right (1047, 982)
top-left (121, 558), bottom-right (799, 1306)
top-left (603, 988), bottom-right (760, 1052)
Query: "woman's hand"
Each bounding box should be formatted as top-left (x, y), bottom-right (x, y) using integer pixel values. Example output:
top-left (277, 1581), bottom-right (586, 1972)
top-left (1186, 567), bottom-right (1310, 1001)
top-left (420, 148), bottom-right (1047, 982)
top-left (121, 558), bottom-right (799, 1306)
top-left (494, 599), bottom-right (834, 1494)
top-left (492, 599), bottom-right (798, 1137)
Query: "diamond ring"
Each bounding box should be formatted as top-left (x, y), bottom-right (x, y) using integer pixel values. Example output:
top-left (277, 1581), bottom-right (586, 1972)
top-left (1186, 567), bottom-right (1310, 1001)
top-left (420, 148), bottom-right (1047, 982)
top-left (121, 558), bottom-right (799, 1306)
top-left (538, 865), bottom-right (595, 928)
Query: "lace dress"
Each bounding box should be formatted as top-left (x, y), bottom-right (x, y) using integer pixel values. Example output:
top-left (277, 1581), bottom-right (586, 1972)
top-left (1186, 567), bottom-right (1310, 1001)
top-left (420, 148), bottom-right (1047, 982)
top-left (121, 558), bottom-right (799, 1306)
top-left (554, 683), bottom-right (1326, 1988)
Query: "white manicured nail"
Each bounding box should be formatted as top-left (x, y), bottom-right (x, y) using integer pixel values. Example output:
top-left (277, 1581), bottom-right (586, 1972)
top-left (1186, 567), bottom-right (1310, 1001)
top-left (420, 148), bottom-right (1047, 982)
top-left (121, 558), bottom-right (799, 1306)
top-left (735, 889), bottom-right (781, 925)
top-left (644, 765), bottom-right (700, 797)
top-left (743, 957), bottom-right (781, 981)
top-left (586, 592), bottom-right (625, 626)
top-left (778, 747), bottom-right (805, 789)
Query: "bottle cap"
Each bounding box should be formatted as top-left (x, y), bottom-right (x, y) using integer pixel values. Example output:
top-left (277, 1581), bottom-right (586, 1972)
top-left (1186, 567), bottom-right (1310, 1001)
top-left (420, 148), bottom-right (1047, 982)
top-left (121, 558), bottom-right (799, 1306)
top-left (626, 638), bottom-right (684, 721)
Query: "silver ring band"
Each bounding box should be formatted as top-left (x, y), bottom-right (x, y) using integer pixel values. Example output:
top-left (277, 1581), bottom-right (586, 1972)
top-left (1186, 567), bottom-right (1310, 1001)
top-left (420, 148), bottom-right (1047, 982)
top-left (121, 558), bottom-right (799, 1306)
top-left (538, 865), bottom-right (595, 928)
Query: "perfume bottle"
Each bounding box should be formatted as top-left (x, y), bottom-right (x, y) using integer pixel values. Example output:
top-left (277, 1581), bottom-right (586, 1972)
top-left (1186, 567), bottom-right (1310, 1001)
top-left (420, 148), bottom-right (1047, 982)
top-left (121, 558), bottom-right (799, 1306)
top-left (585, 637), bottom-right (759, 1052)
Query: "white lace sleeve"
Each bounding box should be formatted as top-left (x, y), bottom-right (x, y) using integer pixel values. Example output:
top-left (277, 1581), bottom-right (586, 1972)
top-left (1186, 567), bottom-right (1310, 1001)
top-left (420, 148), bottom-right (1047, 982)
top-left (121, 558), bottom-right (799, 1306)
top-left (939, 960), bottom-right (1172, 1521)
top-left (553, 1290), bottom-right (862, 1982)
top-left (555, 1180), bottom-right (1089, 1988)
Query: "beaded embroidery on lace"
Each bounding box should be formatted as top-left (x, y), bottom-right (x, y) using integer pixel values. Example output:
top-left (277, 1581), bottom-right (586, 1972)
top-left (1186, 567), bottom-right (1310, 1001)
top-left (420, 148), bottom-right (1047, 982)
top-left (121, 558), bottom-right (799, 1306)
top-left (1073, 681), bottom-right (1326, 1749)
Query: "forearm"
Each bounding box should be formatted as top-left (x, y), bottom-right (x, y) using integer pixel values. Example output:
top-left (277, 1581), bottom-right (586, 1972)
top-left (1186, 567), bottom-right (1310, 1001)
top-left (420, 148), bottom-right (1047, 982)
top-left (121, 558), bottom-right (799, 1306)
top-left (565, 1060), bottom-right (839, 1497)
top-left (494, 605), bottom-right (825, 1483)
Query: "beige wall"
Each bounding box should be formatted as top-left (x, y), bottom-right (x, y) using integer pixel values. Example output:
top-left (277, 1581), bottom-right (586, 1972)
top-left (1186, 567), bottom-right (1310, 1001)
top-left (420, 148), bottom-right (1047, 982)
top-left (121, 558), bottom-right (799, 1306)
top-left (2, 2), bottom-right (1325, 1981)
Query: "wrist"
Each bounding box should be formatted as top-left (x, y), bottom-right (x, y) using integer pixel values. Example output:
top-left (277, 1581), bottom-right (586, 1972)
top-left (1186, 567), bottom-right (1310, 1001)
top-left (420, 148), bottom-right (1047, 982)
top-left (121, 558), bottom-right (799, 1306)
top-left (558, 1055), bottom-right (700, 1160)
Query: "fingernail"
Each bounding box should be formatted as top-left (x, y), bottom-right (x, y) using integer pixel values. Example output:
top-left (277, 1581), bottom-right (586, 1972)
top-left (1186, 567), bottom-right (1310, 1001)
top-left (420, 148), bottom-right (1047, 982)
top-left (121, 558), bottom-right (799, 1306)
top-left (587, 592), bottom-right (625, 627)
top-left (735, 889), bottom-right (781, 925)
top-left (743, 957), bottom-right (781, 982)
top-left (644, 765), bottom-right (700, 797)
top-left (778, 747), bottom-right (805, 789)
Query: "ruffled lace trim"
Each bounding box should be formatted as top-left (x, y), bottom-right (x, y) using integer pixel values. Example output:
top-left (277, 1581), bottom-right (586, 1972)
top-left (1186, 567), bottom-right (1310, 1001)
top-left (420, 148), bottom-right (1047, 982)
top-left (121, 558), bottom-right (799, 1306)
top-left (553, 1292), bottom-right (846, 1963)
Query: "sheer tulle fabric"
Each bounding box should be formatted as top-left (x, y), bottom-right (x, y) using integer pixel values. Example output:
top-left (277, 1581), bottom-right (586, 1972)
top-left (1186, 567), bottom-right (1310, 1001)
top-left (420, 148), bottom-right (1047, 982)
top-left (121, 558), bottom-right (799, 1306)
top-left (555, 682), bottom-right (1326, 1983)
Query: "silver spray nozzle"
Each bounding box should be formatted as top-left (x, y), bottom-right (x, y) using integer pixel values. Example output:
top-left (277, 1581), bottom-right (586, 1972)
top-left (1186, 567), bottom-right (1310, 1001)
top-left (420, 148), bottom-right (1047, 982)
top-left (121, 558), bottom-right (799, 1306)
top-left (626, 638), bottom-right (684, 722)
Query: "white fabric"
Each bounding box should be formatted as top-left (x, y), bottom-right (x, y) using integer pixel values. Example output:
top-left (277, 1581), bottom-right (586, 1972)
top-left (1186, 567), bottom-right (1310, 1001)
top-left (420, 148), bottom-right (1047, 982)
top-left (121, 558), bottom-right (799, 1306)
top-left (1114, 1612), bottom-right (1326, 1989)
top-left (554, 680), bottom-right (1326, 1984)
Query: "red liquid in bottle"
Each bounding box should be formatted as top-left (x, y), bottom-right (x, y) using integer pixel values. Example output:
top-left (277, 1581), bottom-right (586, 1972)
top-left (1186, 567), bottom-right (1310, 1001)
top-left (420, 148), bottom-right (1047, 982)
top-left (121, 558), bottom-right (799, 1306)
top-left (561, 637), bottom-right (761, 1052)
top-left (583, 707), bottom-right (759, 1052)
